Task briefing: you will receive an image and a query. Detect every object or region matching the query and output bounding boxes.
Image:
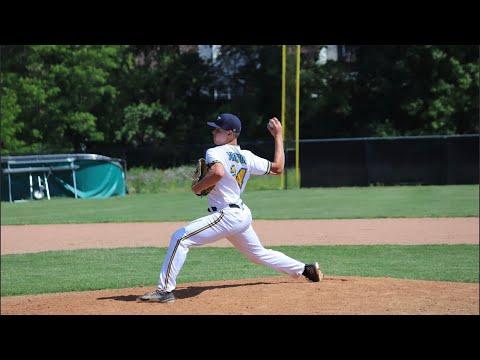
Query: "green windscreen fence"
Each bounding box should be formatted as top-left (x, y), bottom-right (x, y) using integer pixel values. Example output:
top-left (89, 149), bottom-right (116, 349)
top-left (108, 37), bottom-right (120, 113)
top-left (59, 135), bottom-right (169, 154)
top-left (300, 135), bottom-right (479, 187)
top-left (1, 154), bottom-right (126, 202)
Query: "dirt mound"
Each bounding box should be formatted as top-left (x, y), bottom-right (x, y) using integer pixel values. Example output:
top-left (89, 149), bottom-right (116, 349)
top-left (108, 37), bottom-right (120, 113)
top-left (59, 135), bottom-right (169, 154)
top-left (2, 275), bottom-right (478, 315)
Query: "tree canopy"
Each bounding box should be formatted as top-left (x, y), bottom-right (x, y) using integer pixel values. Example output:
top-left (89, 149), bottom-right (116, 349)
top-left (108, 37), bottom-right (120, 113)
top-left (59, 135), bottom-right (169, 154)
top-left (1, 45), bottom-right (478, 157)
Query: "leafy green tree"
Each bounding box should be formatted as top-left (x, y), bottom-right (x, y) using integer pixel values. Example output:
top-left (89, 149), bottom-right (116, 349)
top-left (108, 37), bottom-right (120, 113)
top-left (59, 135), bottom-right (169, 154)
top-left (354, 45), bottom-right (479, 136)
top-left (301, 45), bottom-right (479, 138)
top-left (211, 45), bottom-right (282, 141)
top-left (0, 87), bottom-right (24, 153)
top-left (112, 45), bottom-right (215, 148)
top-left (1, 45), bottom-right (123, 153)
top-left (2, 45), bottom-right (477, 162)
top-left (116, 102), bottom-right (171, 146)
top-left (301, 51), bottom-right (357, 138)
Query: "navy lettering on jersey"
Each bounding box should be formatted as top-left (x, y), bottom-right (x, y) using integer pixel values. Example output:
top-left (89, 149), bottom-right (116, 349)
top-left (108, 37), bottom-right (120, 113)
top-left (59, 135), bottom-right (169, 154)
top-left (227, 152), bottom-right (246, 165)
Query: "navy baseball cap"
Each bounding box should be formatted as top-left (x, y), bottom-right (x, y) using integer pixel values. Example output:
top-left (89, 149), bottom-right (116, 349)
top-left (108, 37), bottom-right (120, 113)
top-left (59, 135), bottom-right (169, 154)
top-left (207, 113), bottom-right (241, 133)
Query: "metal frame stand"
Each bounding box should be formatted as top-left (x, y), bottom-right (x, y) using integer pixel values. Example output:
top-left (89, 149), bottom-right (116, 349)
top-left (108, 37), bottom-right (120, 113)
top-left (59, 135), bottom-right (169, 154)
top-left (71, 161), bottom-right (78, 198)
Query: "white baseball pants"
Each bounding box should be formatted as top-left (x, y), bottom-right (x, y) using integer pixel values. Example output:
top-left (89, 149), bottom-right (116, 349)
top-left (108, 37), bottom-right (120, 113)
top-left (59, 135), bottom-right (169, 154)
top-left (157, 204), bottom-right (305, 292)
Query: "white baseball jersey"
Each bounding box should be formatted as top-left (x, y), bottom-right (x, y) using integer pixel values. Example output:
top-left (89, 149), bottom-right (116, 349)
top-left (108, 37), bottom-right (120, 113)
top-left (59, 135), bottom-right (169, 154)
top-left (205, 144), bottom-right (271, 209)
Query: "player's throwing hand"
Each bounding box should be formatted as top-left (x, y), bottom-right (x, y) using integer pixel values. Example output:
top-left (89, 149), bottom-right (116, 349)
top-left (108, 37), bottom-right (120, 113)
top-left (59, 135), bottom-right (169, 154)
top-left (267, 117), bottom-right (282, 137)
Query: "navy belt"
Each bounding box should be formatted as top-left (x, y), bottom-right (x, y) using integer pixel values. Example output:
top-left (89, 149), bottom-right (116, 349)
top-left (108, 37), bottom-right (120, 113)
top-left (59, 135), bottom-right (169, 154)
top-left (208, 204), bottom-right (240, 213)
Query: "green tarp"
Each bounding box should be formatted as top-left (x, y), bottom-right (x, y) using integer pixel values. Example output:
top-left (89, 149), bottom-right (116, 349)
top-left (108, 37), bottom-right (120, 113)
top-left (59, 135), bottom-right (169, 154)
top-left (1, 154), bottom-right (126, 202)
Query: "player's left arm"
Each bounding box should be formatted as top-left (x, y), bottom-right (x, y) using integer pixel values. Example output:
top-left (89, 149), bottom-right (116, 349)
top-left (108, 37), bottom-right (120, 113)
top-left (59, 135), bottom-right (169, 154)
top-left (191, 162), bottom-right (225, 195)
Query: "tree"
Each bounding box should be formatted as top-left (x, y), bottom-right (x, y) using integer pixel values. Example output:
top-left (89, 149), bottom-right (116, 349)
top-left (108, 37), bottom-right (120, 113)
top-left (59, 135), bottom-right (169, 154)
top-left (1, 45), bottom-right (124, 153)
top-left (301, 48), bottom-right (357, 138)
top-left (300, 45), bottom-right (479, 138)
top-left (0, 87), bottom-right (24, 154)
top-left (208, 45), bottom-right (282, 141)
top-left (112, 45), bottom-right (215, 148)
top-left (2, 45), bottom-right (476, 161)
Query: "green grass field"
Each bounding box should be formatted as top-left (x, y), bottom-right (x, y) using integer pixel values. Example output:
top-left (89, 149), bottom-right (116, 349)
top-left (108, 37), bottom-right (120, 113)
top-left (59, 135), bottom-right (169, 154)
top-left (1, 185), bottom-right (478, 225)
top-left (2, 185), bottom-right (477, 297)
top-left (1, 245), bottom-right (477, 296)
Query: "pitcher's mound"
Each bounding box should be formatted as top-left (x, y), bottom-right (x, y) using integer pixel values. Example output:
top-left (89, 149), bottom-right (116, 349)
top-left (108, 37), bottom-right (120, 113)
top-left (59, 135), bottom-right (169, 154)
top-left (2, 275), bottom-right (478, 315)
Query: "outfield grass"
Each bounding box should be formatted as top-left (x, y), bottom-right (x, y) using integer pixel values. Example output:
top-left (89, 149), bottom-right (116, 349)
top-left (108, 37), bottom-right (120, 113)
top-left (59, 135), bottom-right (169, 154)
top-left (1, 245), bottom-right (478, 296)
top-left (1, 185), bottom-right (478, 225)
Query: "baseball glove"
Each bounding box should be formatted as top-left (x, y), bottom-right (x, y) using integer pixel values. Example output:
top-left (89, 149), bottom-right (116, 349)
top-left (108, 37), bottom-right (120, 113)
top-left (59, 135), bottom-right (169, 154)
top-left (192, 158), bottom-right (214, 196)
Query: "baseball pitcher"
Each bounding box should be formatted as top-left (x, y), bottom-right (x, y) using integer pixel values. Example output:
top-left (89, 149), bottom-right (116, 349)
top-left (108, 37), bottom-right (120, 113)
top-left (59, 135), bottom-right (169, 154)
top-left (138, 114), bottom-right (323, 303)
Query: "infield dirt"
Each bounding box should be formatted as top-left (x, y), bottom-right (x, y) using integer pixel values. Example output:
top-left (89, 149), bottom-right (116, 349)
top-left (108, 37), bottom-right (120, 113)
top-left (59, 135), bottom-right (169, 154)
top-left (1, 217), bottom-right (478, 315)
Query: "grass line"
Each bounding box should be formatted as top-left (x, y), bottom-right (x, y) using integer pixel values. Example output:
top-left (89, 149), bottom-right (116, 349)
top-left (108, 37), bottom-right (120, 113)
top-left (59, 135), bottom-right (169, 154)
top-left (2, 185), bottom-right (478, 225)
top-left (1, 244), bottom-right (478, 296)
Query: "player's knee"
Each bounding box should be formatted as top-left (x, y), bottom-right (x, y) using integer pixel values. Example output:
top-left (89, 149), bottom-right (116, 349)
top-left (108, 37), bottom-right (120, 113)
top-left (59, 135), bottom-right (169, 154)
top-left (171, 228), bottom-right (186, 243)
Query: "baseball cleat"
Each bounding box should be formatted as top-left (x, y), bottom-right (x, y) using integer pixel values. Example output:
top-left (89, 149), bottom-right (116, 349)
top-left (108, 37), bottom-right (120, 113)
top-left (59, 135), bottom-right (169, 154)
top-left (137, 289), bottom-right (175, 303)
top-left (303, 262), bottom-right (323, 282)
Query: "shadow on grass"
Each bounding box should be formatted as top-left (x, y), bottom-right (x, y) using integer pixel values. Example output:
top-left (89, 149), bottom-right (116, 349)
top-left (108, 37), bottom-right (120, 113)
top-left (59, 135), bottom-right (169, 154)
top-left (97, 280), bottom-right (293, 302)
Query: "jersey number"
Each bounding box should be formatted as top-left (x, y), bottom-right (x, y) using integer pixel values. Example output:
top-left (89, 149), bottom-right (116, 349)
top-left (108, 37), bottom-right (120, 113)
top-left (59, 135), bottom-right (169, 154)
top-left (235, 168), bottom-right (247, 189)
